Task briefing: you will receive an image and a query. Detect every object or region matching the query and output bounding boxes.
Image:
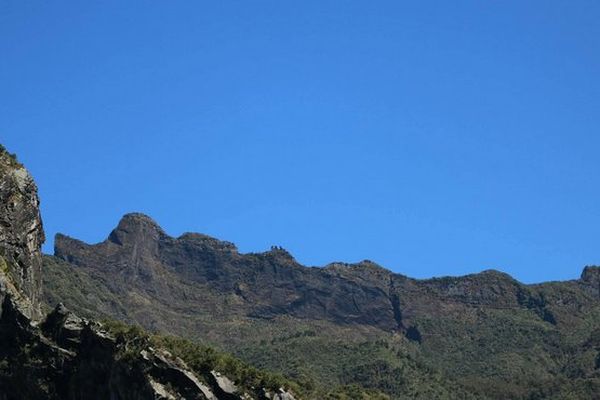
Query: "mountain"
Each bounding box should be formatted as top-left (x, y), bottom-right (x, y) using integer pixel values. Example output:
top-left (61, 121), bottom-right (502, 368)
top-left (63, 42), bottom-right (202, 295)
top-left (0, 145), bottom-right (303, 400)
top-left (45, 212), bottom-right (600, 399)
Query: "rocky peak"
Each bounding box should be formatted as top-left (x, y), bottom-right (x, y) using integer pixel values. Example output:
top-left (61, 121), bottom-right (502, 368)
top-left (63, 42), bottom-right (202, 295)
top-left (108, 213), bottom-right (166, 246)
top-left (581, 266), bottom-right (600, 297)
top-left (581, 266), bottom-right (600, 283)
top-left (0, 147), bottom-right (44, 321)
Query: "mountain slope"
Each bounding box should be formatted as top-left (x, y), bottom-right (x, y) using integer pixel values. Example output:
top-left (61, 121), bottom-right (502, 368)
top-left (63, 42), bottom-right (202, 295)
top-left (45, 213), bottom-right (600, 399)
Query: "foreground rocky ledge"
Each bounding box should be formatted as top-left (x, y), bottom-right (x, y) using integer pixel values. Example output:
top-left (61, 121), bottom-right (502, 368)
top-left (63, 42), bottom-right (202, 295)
top-left (0, 295), bottom-right (296, 400)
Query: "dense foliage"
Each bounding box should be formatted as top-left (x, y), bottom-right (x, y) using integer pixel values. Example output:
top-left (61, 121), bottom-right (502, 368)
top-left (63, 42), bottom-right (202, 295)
top-left (43, 256), bottom-right (600, 399)
top-left (102, 319), bottom-right (393, 399)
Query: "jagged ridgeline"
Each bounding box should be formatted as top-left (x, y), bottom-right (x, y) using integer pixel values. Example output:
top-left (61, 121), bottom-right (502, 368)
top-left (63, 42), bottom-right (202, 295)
top-left (0, 146), bottom-right (306, 400)
top-left (44, 214), bottom-right (600, 397)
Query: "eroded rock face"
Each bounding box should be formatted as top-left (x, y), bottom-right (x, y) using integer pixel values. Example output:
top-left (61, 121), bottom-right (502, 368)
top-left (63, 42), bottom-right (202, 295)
top-left (0, 149), bottom-right (44, 320)
top-left (53, 211), bottom-right (600, 341)
top-left (0, 300), bottom-right (252, 400)
top-left (581, 266), bottom-right (600, 298)
top-left (54, 214), bottom-right (400, 331)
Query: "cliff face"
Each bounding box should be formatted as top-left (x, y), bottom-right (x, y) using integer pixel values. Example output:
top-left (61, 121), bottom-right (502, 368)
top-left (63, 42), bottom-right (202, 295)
top-left (51, 212), bottom-right (600, 338)
top-left (0, 146), bottom-right (299, 400)
top-left (581, 266), bottom-right (600, 298)
top-left (54, 214), bottom-right (400, 332)
top-left (0, 150), bottom-right (44, 320)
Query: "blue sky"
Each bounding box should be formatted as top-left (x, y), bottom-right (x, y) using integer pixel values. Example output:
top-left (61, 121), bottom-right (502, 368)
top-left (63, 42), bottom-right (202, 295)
top-left (2, 1), bottom-right (599, 283)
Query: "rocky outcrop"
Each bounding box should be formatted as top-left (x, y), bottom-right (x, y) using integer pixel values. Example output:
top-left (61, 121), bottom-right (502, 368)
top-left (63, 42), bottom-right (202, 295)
top-left (2, 299), bottom-right (297, 400)
top-left (581, 266), bottom-right (600, 298)
top-left (0, 149), bottom-right (44, 320)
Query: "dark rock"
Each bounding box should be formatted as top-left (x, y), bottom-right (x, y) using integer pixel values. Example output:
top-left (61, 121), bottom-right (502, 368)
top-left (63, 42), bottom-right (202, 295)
top-left (54, 217), bottom-right (400, 331)
top-left (0, 150), bottom-right (44, 320)
top-left (41, 303), bottom-right (85, 351)
top-left (581, 266), bottom-right (600, 298)
top-left (405, 325), bottom-right (422, 343)
top-left (208, 371), bottom-right (239, 400)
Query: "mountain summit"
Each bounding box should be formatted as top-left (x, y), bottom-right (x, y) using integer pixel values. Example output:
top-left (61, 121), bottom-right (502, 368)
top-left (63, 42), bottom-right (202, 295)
top-left (108, 213), bottom-right (166, 246)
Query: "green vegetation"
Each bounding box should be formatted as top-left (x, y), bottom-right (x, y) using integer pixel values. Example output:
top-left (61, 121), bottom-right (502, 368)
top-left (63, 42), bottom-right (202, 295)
top-left (44, 255), bottom-right (466, 398)
top-left (101, 319), bottom-right (393, 399)
top-left (42, 254), bottom-right (600, 399)
top-left (0, 256), bottom-right (17, 288)
top-left (103, 319), bottom-right (298, 394)
top-left (324, 385), bottom-right (390, 400)
top-left (0, 256), bottom-right (10, 275)
top-left (0, 144), bottom-right (20, 166)
top-left (236, 331), bottom-right (480, 400)
top-left (42, 256), bottom-right (129, 317)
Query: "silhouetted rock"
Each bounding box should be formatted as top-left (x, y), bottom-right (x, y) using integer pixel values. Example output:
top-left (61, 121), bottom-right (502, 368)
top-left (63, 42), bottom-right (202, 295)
top-left (581, 266), bottom-right (600, 297)
top-left (54, 216), bottom-right (400, 330)
top-left (0, 149), bottom-right (44, 320)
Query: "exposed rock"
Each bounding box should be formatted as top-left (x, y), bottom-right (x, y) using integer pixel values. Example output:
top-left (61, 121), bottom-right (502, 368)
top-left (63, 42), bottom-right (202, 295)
top-left (581, 266), bottom-right (600, 298)
top-left (0, 149), bottom-right (44, 320)
top-left (260, 388), bottom-right (297, 400)
top-left (0, 296), bottom-right (244, 399)
top-left (209, 371), bottom-right (239, 399)
top-left (53, 212), bottom-right (600, 338)
top-left (54, 214), bottom-right (399, 331)
top-left (40, 302), bottom-right (85, 351)
top-left (272, 388), bottom-right (297, 400)
top-left (276, 391), bottom-right (296, 400)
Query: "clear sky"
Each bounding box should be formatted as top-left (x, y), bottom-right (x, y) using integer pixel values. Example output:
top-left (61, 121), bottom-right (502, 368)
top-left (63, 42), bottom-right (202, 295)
top-left (2, 1), bottom-right (599, 283)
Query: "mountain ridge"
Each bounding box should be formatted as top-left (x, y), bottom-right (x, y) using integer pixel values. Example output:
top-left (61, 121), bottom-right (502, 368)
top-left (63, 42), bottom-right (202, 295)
top-left (54, 212), bottom-right (596, 288)
top-left (44, 211), bottom-right (600, 398)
